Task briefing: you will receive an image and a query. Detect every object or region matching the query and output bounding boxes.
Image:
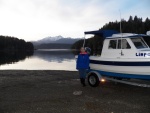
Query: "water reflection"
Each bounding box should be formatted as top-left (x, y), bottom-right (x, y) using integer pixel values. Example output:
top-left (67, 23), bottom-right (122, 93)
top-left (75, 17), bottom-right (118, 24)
top-left (34, 49), bottom-right (75, 63)
top-left (0, 51), bottom-right (34, 66)
top-left (0, 49), bottom-right (76, 70)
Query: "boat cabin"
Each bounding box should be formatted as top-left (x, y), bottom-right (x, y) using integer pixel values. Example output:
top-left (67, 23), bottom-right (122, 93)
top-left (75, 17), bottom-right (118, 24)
top-left (84, 30), bottom-right (150, 59)
top-left (101, 33), bottom-right (150, 58)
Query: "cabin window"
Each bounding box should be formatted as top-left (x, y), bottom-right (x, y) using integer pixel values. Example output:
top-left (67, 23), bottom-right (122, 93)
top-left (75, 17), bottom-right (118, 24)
top-left (131, 38), bottom-right (148, 49)
top-left (109, 40), bottom-right (117, 49)
top-left (118, 39), bottom-right (131, 49)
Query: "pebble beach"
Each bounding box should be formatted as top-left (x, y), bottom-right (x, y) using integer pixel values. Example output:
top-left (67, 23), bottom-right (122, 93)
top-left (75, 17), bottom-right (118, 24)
top-left (0, 70), bottom-right (149, 113)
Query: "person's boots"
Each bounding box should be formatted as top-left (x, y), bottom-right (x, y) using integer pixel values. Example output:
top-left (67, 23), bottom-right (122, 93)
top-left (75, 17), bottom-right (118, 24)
top-left (80, 78), bottom-right (83, 85)
top-left (80, 78), bottom-right (86, 87)
top-left (82, 78), bottom-right (86, 87)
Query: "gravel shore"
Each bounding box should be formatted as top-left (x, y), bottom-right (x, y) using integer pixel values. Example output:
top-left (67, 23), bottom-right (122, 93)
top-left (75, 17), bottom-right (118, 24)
top-left (0, 70), bottom-right (149, 113)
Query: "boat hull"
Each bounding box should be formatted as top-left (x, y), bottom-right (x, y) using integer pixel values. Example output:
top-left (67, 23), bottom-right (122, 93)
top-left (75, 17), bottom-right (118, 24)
top-left (90, 60), bottom-right (150, 80)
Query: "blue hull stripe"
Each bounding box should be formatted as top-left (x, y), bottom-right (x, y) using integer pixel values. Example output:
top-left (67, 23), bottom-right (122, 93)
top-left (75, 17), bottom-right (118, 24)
top-left (90, 60), bottom-right (150, 66)
top-left (90, 69), bottom-right (150, 80)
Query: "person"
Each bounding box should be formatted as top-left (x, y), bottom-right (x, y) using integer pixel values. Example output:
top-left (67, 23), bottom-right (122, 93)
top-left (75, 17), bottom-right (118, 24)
top-left (76, 47), bottom-right (89, 86)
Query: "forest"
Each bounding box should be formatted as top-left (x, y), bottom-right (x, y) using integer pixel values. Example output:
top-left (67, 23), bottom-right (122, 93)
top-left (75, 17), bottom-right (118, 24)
top-left (0, 35), bottom-right (34, 53)
top-left (0, 35), bottom-right (34, 65)
top-left (72, 16), bottom-right (150, 55)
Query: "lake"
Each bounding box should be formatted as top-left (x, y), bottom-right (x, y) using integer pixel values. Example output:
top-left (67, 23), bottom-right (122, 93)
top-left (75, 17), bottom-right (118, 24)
top-left (0, 49), bottom-right (77, 71)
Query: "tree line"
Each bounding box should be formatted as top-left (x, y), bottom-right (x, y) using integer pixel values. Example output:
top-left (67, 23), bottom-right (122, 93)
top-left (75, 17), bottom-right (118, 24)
top-left (72, 16), bottom-right (150, 55)
top-left (0, 35), bottom-right (34, 53)
top-left (101, 16), bottom-right (150, 34)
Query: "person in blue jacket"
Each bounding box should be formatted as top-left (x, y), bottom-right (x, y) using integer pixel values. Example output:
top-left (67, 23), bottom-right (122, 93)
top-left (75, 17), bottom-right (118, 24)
top-left (76, 47), bottom-right (89, 86)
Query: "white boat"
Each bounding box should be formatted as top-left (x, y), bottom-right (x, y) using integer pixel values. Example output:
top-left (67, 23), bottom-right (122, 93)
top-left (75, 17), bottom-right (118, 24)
top-left (83, 30), bottom-right (150, 87)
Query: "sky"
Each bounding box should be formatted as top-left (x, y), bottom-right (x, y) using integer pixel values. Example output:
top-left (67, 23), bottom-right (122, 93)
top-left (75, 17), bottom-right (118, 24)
top-left (0, 0), bottom-right (149, 41)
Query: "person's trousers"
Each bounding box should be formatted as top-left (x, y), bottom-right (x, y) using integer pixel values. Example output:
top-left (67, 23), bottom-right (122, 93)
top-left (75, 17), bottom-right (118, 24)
top-left (78, 69), bottom-right (86, 79)
top-left (78, 69), bottom-right (86, 86)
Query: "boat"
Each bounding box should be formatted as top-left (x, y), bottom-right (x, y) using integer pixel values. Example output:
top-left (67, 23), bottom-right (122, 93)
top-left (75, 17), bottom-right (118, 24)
top-left (83, 30), bottom-right (150, 87)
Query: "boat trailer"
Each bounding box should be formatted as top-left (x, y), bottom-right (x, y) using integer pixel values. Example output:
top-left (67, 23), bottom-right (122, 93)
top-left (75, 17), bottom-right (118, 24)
top-left (87, 71), bottom-right (150, 88)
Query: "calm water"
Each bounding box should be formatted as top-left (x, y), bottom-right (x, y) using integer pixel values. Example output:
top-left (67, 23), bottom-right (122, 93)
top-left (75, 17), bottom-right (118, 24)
top-left (0, 49), bottom-right (76, 71)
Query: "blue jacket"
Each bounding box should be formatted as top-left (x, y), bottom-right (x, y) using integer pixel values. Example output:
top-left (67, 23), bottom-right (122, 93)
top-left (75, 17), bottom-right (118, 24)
top-left (76, 53), bottom-right (89, 70)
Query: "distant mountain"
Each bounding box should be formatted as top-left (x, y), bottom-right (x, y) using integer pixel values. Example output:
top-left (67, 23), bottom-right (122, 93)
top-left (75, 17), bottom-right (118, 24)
top-left (32, 36), bottom-right (82, 49)
top-left (33, 36), bottom-right (81, 45)
top-left (54, 38), bottom-right (81, 44)
top-left (37, 35), bottom-right (63, 44)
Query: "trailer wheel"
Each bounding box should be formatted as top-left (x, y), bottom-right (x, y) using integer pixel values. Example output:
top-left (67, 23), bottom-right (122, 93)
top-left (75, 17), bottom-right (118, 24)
top-left (88, 73), bottom-right (100, 87)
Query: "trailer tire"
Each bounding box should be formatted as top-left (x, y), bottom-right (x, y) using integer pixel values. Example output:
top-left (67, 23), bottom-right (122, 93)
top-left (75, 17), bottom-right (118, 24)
top-left (88, 73), bottom-right (100, 87)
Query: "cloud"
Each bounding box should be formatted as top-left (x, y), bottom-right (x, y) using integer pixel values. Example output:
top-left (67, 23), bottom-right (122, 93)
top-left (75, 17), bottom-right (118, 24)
top-left (0, 0), bottom-right (149, 41)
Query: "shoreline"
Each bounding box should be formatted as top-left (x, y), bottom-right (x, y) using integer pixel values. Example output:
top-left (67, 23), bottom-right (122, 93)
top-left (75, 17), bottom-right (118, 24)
top-left (0, 70), bottom-right (149, 113)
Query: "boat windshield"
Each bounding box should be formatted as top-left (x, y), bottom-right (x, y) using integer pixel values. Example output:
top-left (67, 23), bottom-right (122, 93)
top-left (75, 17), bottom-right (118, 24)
top-left (131, 38), bottom-right (149, 49)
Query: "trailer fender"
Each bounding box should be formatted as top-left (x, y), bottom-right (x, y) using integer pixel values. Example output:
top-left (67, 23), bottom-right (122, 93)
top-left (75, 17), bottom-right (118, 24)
top-left (87, 70), bottom-right (102, 80)
top-left (87, 70), bottom-right (102, 87)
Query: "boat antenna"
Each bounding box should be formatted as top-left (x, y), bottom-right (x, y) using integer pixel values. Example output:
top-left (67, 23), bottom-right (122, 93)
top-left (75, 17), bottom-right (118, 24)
top-left (119, 10), bottom-right (124, 56)
top-left (83, 34), bottom-right (85, 47)
top-left (119, 10), bottom-right (122, 35)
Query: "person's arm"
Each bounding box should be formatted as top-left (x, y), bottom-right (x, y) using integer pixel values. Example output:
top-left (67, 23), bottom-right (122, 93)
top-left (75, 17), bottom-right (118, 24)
top-left (86, 55), bottom-right (90, 69)
top-left (76, 55), bottom-right (80, 70)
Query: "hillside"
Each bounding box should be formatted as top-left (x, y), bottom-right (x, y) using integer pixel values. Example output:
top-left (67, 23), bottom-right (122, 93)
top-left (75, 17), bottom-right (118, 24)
top-left (0, 35), bottom-right (34, 53)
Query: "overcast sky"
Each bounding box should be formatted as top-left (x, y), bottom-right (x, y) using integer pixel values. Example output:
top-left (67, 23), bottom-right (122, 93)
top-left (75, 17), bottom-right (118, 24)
top-left (0, 0), bottom-right (149, 41)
